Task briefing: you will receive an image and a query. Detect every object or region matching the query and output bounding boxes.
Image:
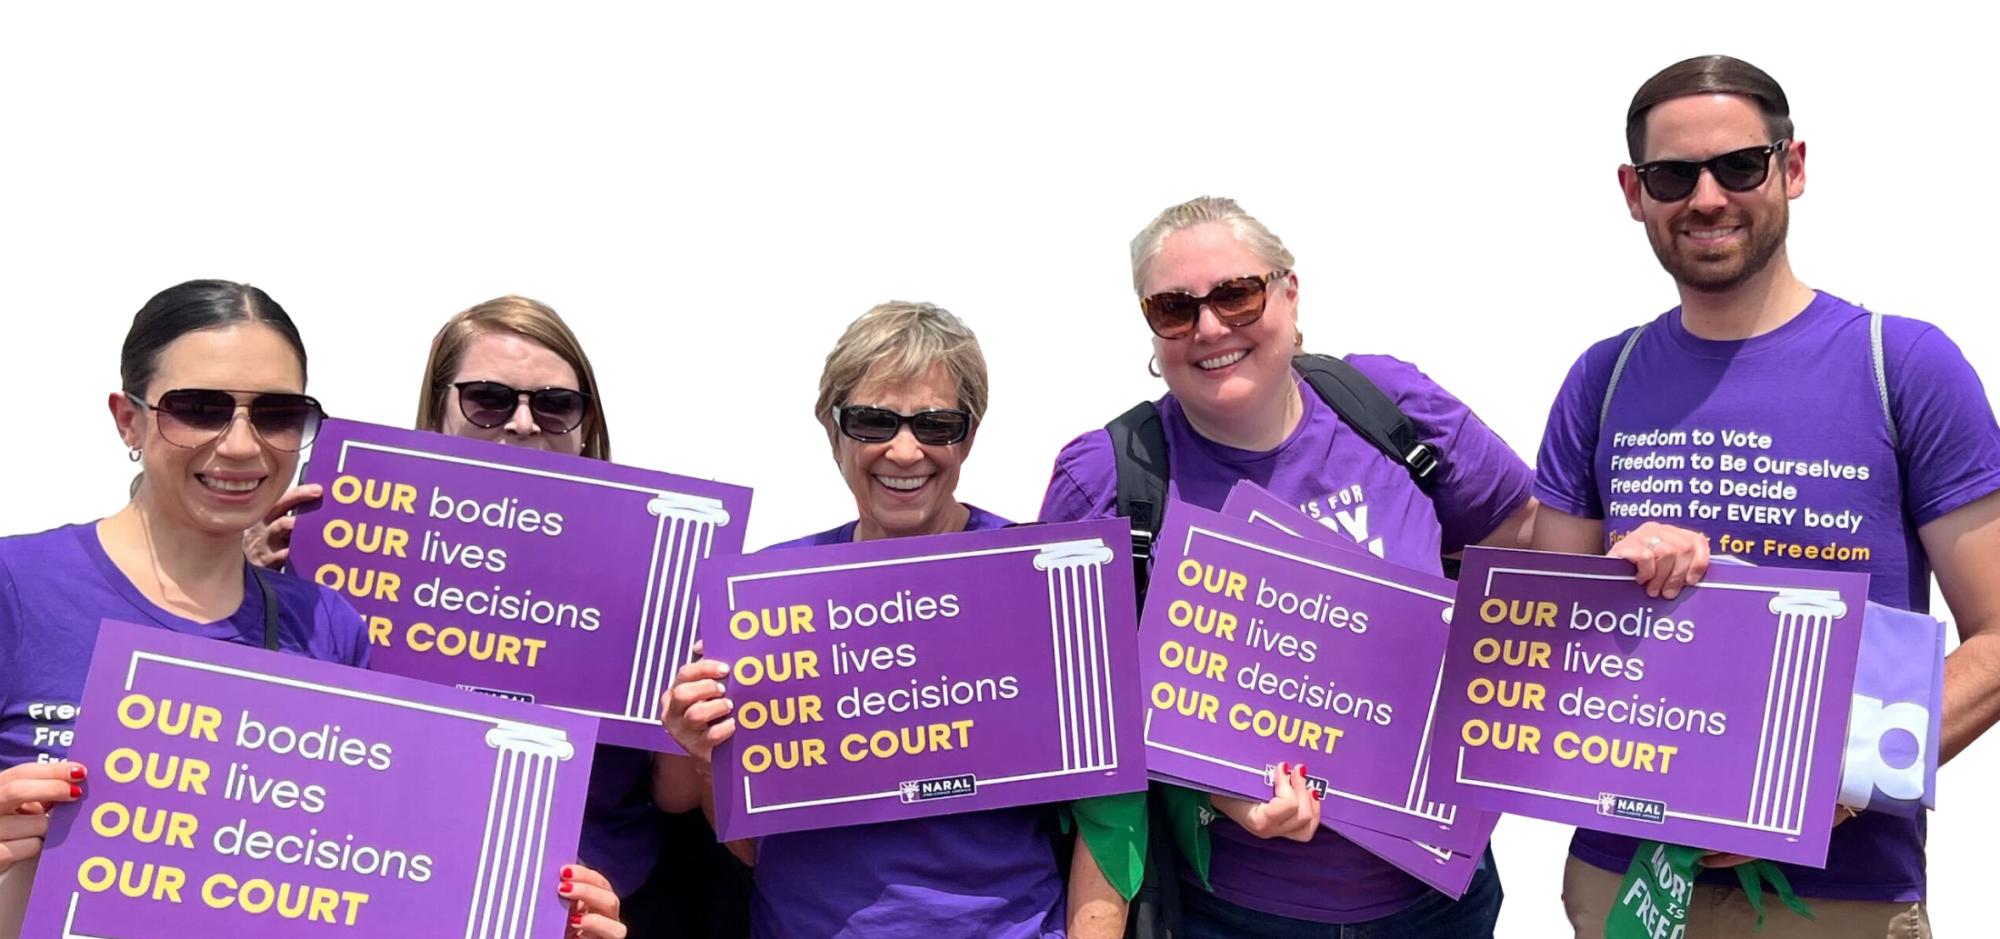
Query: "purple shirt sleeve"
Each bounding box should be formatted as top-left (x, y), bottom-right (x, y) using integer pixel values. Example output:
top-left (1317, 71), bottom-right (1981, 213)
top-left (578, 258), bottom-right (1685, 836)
top-left (1347, 355), bottom-right (1537, 553)
top-left (1038, 431), bottom-right (1118, 524)
top-left (1884, 318), bottom-right (2000, 526)
top-left (317, 588), bottom-right (371, 668)
top-left (1532, 339), bottom-right (1626, 521)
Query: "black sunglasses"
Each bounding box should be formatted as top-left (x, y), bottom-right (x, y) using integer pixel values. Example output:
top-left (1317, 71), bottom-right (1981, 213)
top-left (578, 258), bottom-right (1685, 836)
top-left (831, 405), bottom-right (973, 446)
top-left (1140, 270), bottom-right (1289, 339)
top-left (1633, 141), bottom-right (1788, 202)
top-left (130, 388), bottom-right (325, 452)
top-left (452, 380), bottom-right (592, 434)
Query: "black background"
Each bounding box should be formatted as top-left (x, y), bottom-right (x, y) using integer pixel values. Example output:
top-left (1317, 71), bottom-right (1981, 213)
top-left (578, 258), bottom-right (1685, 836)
top-left (3, 98), bottom-right (1624, 535)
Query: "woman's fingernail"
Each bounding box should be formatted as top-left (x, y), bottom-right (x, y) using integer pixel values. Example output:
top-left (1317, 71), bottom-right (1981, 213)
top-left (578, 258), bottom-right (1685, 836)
top-left (561, 866), bottom-right (573, 880)
top-left (1312, 790), bottom-right (1324, 801)
top-left (571, 912), bottom-right (584, 924)
top-left (69, 784), bottom-right (82, 799)
top-left (1298, 764), bottom-right (1308, 778)
top-left (559, 882), bottom-right (573, 894)
top-left (70, 766), bottom-right (86, 781)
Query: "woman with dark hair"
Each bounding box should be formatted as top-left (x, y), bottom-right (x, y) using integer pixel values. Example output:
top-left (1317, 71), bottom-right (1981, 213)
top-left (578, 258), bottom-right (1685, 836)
top-left (0, 281), bottom-right (367, 912)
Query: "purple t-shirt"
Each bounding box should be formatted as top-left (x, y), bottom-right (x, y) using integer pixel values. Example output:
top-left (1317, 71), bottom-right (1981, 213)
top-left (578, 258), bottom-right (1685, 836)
top-left (578, 745), bottom-right (666, 898)
top-left (747, 504), bottom-right (1067, 939)
top-left (1040, 356), bottom-right (1534, 923)
top-left (1536, 291), bottom-right (2000, 902)
top-left (0, 522), bottom-right (371, 769)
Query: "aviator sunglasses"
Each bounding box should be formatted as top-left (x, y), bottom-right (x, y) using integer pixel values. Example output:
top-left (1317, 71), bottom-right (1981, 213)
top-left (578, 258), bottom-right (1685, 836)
top-left (1633, 141), bottom-right (1788, 203)
top-left (830, 405), bottom-right (973, 446)
top-left (452, 380), bottom-right (593, 434)
top-left (129, 388), bottom-right (325, 451)
top-left (1140, 270), bottom-right (1290, 339)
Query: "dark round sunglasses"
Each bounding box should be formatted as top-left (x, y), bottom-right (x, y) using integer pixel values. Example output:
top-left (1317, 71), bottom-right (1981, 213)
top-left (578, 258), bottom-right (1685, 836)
top-left (130, 388), bottom-right (325, 452)
top-left (1633, 141), bottom-right (1788, 203)
top-left (1140, 270), bottom-right (1289, 339)
top-left (831, 405), bottom-right (973, 446)
top-left (453, 380), bottom-right (592, 434)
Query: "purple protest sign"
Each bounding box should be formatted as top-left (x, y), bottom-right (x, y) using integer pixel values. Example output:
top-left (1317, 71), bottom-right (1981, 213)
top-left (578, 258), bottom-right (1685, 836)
top-left (1139, 500), bottom-right (1481, 852)
top-left (698, 519), bottom-right (1146, 841)
top-left (1217, 481), bottom-right (1490, 897)
top-left (287, 418), bottom-right (752, 752)
top-left (20, 620), bottom-right (594, 938)
top-left (1433, 547), bottom-right (1868, 866)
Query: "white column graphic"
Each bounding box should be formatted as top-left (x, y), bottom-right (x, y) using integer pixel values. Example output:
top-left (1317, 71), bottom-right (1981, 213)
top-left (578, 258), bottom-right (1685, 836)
top-left (1748, 591), bottom-right (1846, 832)
top-left (1037, 540), bottom-right (1117, 772)
top-left (626, 493), bottom-right (732, 723)
top-left (466, 724), bottom-right (577, 939)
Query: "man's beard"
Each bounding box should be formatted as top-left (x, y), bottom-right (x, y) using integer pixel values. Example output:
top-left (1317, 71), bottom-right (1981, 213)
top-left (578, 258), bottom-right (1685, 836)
top-left (1647, 202), bottom-right (1788, 293)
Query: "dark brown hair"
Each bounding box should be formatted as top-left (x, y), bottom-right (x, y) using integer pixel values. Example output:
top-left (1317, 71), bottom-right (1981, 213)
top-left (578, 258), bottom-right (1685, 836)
top-left (1626, 55), bottom-right (1792, 163)
top-left (121, 280), bottom-right (307, 397)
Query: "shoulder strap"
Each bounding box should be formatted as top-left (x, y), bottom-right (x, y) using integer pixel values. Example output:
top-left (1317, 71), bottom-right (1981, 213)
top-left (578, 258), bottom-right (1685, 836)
top-left (1291, 354), bottom-right (1438, 494)
top-left (251, 567), bottom-right (281, 652)
top-left (1870, 310), bottom-right (1899, 450)
top-left (1599, 323), bottom-right (1650, 433)
top-left (1106, 402), bottom-right (1171, 600)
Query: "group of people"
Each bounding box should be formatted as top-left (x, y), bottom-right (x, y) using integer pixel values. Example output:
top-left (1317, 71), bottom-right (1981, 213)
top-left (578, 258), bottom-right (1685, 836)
top-left (3, 54), bottom-right (1997, 939)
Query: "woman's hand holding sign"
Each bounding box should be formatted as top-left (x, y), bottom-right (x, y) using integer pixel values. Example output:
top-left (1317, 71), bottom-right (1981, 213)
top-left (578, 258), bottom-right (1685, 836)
top-left (1210, 762), bottom-right (1323, 843)
top-left (242, 483), bottom-right (322, 570)
top-left (663, 641), bottom-right (736, 762)
top-left (1608, 521), bottom-right (1710, 600)
top-left (0, 762), bottom-right (85, 874)
top-left (554, 864), bottom-right (624, 938)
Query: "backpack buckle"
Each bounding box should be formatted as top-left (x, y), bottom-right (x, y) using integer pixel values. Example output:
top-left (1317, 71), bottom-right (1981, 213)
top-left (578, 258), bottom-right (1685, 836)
top-left (1130, 528), bottom-right (1154, 563)
top-left (1405, 443), bottom-right (1440, 480)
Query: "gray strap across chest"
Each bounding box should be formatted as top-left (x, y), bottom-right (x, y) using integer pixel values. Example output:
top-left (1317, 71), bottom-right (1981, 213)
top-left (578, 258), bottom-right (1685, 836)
top-left (1598, 311), bottom-right (1896, 449)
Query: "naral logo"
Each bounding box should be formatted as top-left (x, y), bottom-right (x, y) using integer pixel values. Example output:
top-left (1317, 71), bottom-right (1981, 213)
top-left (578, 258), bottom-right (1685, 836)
top-left (1265, 765), bottom-right (1330, 799)
top-left (900, 774), bottom-right (977, 804)
top-left (457, 684), bottom-right (535, 704)
top-left (1597, 792), bottom-right (1666, 824)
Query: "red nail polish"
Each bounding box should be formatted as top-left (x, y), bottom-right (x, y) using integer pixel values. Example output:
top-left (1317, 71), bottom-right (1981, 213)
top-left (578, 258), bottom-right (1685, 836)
top-left (559, 882), bottom-right (573, 894)
top-left (1278, 762), bottom-right (1288, 775)
top-left (571, 913), bottom-right (584, 924)
top-left (561, 866), bottom-right (573, 880)
top-left (1299, 764), bottom-right (1309, 778)
top-left (1312, 790), bottom-right (1324, 801)
top-left (69, 784), bottom-right (82, 799)
top-left (69, 766), bottom-right (86, 781)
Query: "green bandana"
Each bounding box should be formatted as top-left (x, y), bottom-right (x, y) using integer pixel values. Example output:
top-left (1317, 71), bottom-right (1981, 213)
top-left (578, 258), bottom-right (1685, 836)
top-left (1606, 841), bottom-right (1814, 938)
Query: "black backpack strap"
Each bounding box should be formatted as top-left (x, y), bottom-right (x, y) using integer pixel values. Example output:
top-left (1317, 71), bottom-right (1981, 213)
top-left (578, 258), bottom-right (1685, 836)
top-left (1291, 354), bottom-right (1439, 494)
top-left (1106, 400), bottom-right (1172, 605)
top-left (251, 566), bottom-right (281, 652)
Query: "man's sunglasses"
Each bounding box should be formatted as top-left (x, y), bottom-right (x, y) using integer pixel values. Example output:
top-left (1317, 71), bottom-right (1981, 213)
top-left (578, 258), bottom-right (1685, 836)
top-left (1140, 270), bottom-right (1289, 339)
top-left (130, 389), bottom-right (325, 451)
top-left (453, 381), bottom-right (592, 434)
top-left (831, 405), bottom-right (973, 446)
top-left (1633, 141), bottom-right (1788, 203)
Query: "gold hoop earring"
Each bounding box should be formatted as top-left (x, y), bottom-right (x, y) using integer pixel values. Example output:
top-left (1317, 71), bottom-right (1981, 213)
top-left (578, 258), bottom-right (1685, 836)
top-left (1147, 355), bottom-right (1163, 378)
top-left (128, 447), bottom-right (142, 463)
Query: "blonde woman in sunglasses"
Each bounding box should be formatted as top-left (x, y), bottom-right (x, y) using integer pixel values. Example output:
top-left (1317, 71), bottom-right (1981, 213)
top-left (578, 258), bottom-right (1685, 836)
top-left (247, 297), bottom-right (751, 939)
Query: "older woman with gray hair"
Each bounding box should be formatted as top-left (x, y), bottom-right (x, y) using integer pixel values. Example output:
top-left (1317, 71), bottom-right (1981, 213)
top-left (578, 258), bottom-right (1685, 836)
top-left (663, 302), bottom-right (1069, 938)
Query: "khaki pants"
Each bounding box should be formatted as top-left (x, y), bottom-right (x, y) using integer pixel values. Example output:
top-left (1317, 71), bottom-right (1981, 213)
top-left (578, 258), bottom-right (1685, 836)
top-left (1563, 856), bottom-right (1931, 939)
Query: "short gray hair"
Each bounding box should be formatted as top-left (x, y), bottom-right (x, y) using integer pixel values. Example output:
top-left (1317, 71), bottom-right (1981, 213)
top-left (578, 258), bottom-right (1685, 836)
top-left (1130, 195), bottom-right (1296, 294)
top-left (814, 301), bottom-right (990, 425)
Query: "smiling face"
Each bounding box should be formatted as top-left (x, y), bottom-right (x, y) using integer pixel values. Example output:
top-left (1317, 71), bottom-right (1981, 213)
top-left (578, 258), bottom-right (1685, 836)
top-left (1621, 94), bottom-right (1804, 293)
top-left (829, 363), bottom-right (974, 541)
top-left (1143, 222), bottom-right (1300, 432)
top-left (439, 330), bottom-right (587, 456)
top-left (115, 323), bottom-right (306, 536)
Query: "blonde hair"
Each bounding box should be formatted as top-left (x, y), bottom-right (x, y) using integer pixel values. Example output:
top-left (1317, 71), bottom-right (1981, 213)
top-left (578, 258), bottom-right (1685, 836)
top-left (415, 296), bottom-right (612, 460)
top-left (814, 302), bottom-right (989, 426)
top-left (1136, 192), bottom-right (1304, 353)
